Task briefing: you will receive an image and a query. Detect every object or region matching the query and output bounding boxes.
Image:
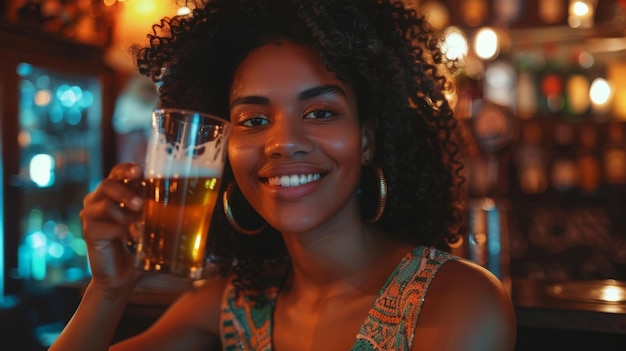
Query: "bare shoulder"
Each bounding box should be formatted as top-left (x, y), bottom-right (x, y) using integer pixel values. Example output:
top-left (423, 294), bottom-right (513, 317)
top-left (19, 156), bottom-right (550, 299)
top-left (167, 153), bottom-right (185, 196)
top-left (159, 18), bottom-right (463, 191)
top-left (112, 274), bottom-right (229, 351)
top-left (412, 258), bottom-right (517, 351)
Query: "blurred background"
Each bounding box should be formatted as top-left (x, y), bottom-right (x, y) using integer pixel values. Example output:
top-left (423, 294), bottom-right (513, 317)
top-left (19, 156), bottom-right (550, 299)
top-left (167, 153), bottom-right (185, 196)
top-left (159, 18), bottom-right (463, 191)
top-left (0, 0), bottom-right (625, 349)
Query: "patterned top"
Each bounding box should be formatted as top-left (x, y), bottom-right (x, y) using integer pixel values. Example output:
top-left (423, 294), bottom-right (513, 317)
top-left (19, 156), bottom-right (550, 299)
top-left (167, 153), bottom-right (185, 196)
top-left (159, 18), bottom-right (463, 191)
top-left (220, 246), bottom-right (457, 350)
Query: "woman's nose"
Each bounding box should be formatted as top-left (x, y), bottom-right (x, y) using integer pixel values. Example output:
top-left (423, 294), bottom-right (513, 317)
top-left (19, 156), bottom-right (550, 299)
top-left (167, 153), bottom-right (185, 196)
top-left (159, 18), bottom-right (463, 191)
top-left (264, 117), bottom-right (314, 158)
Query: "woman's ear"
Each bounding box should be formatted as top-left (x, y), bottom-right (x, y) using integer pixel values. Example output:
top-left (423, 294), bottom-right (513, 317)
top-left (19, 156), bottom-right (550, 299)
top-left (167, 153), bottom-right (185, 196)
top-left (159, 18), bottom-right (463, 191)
top-left (361, 120), bottom-right (376, 164)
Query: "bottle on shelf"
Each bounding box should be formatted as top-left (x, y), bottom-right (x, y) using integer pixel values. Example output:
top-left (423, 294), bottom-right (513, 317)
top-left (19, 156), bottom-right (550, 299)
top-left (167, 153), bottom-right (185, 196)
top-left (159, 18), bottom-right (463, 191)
top-left (549, 123), bottom-right (579, 192)
top-left (539, 0), bottom-right (567, 24)
top-left (563, 51), bottom-right (592, 121)
top-left (537, 44), bottom-right (565, 117)
top-left (514, 121), bottom-right (548, 195)
top-left (602, 122), bottom-right (626, 186)
top-left (576, 125), bottom-right (602, 195)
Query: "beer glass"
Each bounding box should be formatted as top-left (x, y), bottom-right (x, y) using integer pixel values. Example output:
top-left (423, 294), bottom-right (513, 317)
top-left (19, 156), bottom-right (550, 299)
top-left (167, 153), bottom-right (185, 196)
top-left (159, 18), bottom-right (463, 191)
top-left (134, 108), bottom-right (230, 279)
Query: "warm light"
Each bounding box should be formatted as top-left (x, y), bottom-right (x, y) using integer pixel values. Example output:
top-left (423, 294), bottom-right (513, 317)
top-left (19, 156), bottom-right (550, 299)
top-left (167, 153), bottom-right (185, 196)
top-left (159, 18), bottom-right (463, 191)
top-left (577, 51), bottom-right (595, 68)
top-left (106, 0), bottom-right (179, 71)
top-left (566, 74), bottom-right (591, 115)
top-left (177, 6), bottom-right (191, 16)
top-left (572, 1), bottom-right (590, 16)
top-left (608, 62), bottom-right (626, 119)
top-left (474, 27), bottom-right (499, 60)
top-left (589, 77), bottom-right (613, 114)
top-left (600, 285), bottom-right (625, 302)
top-left (442, 26), bottom-right (468, 61)
top-left (34, 89), bottom-right (52, 106)
top-left (421, 0), bottom-right (450, 30)
top-left (481, 197), bottom-right (495, 211)
top-left (133, 0), bottom-right (158, 15)
top-left (569, 0), bottom-right (597, 28)
top-left (590, 78), bottom-right (612, 105)
top-left (484, 61), bottom-right (515, 107)
top-left (18, 131), bottom-right (31, 147)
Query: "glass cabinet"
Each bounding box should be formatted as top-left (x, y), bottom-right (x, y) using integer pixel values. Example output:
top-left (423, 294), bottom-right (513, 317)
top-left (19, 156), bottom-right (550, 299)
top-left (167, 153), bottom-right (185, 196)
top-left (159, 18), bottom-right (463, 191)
top-left (0, 23), bottom-right (115, 347)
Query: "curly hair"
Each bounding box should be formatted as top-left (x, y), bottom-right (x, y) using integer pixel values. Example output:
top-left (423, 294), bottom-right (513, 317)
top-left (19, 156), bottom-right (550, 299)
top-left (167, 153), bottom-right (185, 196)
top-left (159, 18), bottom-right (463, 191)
top-left (136, 0), bottom-right (465, 304)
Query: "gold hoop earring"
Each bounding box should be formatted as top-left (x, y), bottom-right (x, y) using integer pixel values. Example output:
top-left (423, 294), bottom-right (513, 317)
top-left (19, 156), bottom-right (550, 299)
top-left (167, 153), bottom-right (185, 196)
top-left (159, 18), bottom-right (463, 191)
top-left (223, 182), bottom-right (266, 235)
top-left (360, 165), bottom-right (387, 224)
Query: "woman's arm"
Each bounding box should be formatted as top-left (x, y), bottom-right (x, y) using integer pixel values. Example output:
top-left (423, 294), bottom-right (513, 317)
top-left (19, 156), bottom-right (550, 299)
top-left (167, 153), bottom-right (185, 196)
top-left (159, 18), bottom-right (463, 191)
top-left (48, 280), bottom-right (137, 351)
top-left (50, 275), bottom-right (227, 351)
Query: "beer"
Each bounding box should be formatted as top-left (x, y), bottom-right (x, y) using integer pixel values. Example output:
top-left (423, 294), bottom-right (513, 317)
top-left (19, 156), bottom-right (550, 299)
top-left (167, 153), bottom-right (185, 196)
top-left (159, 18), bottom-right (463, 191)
top-left (136, 176), bottom-right (221, 278)
top-left (135, 108), bottom-right (230, 279)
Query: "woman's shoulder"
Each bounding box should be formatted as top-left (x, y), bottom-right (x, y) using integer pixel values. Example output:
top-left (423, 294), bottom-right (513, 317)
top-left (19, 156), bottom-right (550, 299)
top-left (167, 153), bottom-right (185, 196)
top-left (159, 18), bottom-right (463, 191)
top-left (412, 258), bottom-right (517, 351)
top-left (430, 258), bottom-right (512, 306)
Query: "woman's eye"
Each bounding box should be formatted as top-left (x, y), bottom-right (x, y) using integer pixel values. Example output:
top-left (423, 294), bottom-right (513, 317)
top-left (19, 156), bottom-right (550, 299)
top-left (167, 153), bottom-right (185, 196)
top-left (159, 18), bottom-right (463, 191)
top-left (303, 109), bottom-right (334, 120)
top-left (241, 116), bottom-right (269, 127)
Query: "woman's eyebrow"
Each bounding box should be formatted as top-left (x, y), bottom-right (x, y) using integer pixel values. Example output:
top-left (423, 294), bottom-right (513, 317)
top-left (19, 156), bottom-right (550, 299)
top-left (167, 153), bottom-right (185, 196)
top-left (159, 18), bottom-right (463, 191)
top-left (298, 84), bottom-right (346, 100)
top-left (230, 84), bottom-right (346, 109)
top-left (230, 95), bottom-right (269, 108)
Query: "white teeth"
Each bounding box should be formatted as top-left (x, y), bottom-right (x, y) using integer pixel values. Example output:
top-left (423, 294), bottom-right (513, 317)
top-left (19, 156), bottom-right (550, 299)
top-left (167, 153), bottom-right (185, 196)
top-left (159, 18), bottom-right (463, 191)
top-left (268, 173), bottom-right (321, 187)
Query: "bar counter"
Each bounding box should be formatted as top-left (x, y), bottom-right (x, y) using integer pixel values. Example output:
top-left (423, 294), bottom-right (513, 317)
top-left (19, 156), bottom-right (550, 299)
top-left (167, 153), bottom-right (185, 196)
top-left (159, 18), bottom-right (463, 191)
top-left (512, 278), bottom-right (626, 334)
top-left (512, 278), bottom-right (626, 350)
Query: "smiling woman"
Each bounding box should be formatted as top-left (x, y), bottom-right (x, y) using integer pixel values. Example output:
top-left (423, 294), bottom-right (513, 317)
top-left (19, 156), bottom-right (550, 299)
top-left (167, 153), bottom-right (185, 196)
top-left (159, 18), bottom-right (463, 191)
top-left (49, 1), bottom-right (516, 350)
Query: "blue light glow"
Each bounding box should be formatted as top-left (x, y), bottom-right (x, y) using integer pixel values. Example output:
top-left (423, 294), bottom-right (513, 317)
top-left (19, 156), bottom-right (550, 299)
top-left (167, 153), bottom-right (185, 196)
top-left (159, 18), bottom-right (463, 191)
top-left (66, 108), bottom-right (82, 125)
top-left (49, 105), bottom-right (64, 124)
top-left (48, 242), bottom-right (64, 259)
top-left (26, 231), bottom-right (47, 281)
top-left (16, 62), bottom-right (33, 77)
top-left (79, 91), bottom-right (94, 108)
top-left (71, 238), bottom-right (87, 256)
top-left (29, 154), bottom-right (55, 187)
top-left (36, 75), bottom-right (50, 89)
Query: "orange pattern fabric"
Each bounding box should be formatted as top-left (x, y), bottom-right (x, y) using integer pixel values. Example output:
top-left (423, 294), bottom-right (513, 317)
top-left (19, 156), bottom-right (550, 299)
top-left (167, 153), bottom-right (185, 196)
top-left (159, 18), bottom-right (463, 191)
top-left (219, 246), bottom-right (457, 350)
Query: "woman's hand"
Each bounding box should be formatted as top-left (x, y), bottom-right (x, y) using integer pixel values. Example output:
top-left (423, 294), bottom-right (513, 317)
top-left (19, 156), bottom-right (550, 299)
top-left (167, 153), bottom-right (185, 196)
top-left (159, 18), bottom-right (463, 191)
top-left (80, 162), bottom-right (145, 294)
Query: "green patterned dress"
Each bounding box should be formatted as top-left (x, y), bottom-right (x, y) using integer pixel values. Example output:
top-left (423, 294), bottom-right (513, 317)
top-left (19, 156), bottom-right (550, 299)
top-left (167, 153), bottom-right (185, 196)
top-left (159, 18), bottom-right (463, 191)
top-left (220, 246), bottom-right (457, 350)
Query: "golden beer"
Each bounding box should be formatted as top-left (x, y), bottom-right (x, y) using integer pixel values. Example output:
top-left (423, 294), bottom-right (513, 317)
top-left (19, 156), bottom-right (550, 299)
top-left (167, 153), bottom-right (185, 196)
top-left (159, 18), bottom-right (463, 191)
top-left (136, 176), bottom-right (221, 278)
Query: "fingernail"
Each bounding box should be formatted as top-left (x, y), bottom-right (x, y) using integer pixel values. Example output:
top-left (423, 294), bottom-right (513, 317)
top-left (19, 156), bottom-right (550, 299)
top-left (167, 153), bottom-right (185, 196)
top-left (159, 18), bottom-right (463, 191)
top-left (130, 165), bottom-right (142, 176)
top-left (129, 196), bottom-right (143, 209)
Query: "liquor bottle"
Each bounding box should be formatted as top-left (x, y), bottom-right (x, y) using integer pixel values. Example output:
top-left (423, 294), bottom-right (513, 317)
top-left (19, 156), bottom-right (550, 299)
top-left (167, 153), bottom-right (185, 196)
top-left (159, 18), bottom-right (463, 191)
top-left (563, 51), bottom-right (592, 121)
top-left (537, 44), bottom-right (565, 117)
top-left (549, 123), bottom-right (578, 192)
top-left (576, 125), bottom-right (601, 195)
top-left (539, 0), bottom-right (566, 24)
top-left (514, 121), bottom-right (548, 195)
top-left (493, 0), bottom-right (522, 27)
top-left (461, 0), bottom-right (488, 27)
top-left (513, 50), bottom-right (540, 120)
top-left (516, 67), bottom-right (538, 120)
top-left (602, 123), bottom-right (626, 186)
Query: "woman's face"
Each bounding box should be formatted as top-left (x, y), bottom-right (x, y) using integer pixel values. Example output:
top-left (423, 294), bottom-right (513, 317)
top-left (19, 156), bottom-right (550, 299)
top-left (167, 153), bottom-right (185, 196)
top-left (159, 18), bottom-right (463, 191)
top-left (228, 41), bottom-right (372, 234)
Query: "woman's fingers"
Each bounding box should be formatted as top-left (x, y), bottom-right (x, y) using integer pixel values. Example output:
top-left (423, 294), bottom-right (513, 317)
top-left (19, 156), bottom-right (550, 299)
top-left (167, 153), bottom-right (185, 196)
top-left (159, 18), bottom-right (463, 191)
top-left (84, 164), bottom-right (144, 217)
top-left (80, 163), bottom-right (145, 241)
top-left (108, 162), bottom-right (143, 181)
top-left (86, 179), bottom-right (143, 211)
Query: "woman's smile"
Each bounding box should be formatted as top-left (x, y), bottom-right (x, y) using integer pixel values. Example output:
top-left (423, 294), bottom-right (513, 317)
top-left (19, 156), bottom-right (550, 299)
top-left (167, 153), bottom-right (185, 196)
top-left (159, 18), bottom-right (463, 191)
top-left (265, 173), bottom-right (323, 187)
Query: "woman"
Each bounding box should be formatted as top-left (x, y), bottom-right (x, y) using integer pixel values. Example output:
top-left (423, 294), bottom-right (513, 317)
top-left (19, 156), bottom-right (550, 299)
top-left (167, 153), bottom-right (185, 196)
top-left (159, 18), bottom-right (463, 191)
top-left (50, 0), bottom-right (516, 350)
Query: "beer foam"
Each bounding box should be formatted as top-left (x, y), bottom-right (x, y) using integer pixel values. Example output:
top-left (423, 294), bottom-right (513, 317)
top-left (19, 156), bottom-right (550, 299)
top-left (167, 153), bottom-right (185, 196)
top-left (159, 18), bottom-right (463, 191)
top-left (145, 139), bottom-right (225, 178)
top-left (145, 162), bottom-right (222, 178)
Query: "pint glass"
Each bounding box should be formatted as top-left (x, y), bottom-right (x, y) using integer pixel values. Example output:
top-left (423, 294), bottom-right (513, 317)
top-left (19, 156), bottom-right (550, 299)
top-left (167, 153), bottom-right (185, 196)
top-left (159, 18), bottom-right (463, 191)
top-left (134, 108), bottom-right (230, 279)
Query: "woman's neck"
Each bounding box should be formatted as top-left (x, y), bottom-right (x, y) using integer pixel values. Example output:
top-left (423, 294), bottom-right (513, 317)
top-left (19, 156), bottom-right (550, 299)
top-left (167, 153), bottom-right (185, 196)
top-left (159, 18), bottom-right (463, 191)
top-left (280, 223), bottom-right (412, 298)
